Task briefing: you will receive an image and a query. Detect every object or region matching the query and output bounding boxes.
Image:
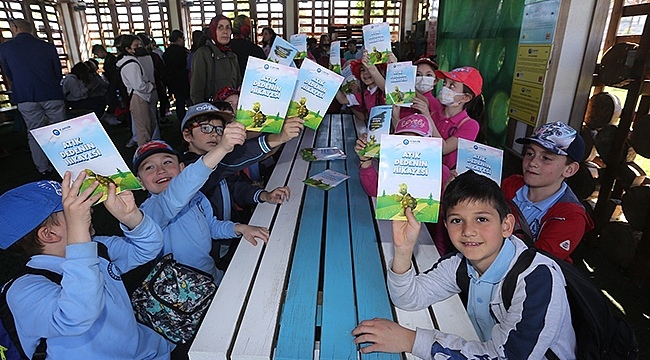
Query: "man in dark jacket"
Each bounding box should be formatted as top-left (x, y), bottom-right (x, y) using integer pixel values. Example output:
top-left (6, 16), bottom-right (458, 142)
top-left (163, 30), bottom-right (190, 121)
top-left (0, 19), bottom-right (66, 177)
top-left (230, 14), bottom-right (266, 78)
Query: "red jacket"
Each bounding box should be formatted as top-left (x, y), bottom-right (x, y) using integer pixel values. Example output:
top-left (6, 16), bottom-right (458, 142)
top-left (501, 175), bottom-right (594, 263)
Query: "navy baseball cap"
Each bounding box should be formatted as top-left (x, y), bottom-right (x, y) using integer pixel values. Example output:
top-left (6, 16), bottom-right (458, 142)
top-left (180, 102), bottom-right (234, 131)
top-left (132, 140), bottom-right (179, 175)
top-left (516, 121), bottom-right (585, 163)
top-left (0, 181), bottom-right (64, 250)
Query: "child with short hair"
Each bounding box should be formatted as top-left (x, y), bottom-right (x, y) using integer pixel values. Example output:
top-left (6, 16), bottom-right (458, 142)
top-left (135, 138), bottom-right (266, 285)
top-left (352, 171), bottom-right (576, 359)
top-left (179, 102), bottom-right (293, 269)
top-left (0, 173), bottom-right (172, 359)
top-left (502, 121), bottom-right (594, 263)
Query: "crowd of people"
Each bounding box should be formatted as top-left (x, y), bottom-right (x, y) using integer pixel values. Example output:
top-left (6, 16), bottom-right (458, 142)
top-left (0, 13), bottom-right (599, 360)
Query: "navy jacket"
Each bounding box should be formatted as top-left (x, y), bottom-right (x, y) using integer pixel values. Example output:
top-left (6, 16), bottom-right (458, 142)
top-left (0, 33), bottom-right (64, 103)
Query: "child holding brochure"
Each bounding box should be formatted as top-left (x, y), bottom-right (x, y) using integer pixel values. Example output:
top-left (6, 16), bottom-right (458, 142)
top-left (335, 58), bottom-right (387, 121)
top-left (352, 171), bottom-right (576, 359)
top-left (134, 136), bottom-right (270, 286)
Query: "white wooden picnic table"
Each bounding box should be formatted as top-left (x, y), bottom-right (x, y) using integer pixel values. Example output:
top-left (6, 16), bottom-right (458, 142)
top-left (189, 113), bottom-right (478, 360)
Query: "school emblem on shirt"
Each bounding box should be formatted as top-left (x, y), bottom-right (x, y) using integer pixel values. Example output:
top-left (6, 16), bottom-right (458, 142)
top-left (559, 240), bottom-right (571, 251)
top-left (107, 262), bottom-right (122, 281)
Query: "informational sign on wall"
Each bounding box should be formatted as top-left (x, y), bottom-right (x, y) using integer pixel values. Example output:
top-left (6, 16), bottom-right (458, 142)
top-left (508, 0), bottom-right (560, 126)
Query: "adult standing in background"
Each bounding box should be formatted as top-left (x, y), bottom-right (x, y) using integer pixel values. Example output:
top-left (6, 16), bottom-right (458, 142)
top-left (230, 14), bottom-right (266, 78)
top-left (164, 29), bottom-right (190, 121)
top-left (260, 27), bottom-right (277, 58)
top-left (191, 15), bottom-right (241, 104)
top-left (0, 19), bottom-right (66, 178)
top-left (116, 35), bottom-right (159, 146)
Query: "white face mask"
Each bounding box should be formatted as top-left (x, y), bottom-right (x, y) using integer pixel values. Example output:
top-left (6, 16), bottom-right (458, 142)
top-left (437, 86), bottom-right (462, 107)
top-left (415, 76), bottom-right (435, 94)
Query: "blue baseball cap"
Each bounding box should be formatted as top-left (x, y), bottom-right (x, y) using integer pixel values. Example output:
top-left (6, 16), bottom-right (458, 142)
top-left (516, 121), bottom-right (585, 163)
top-left (132, 140), bottom-right (179, 175)
top-left (0, 181), bottom-right (64, 250)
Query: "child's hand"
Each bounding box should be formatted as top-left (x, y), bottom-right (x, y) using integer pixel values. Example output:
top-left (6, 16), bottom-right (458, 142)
top-left (348, 80), bottom-right (359, 94)
top-left (355, 133), bottom-right (373, 167)
top-left (391, 208), bottom-right (421, 273)
top-left (217, 122), bottom-right (247, 153)
top-left (351, 318), bottom-right (416, 354)
top-left (410, 97), bottom-right (431, 119)
top-left (61, 171), bottom-right (102, 245)
top-left (387, 52), bottom-right (397, 64)
top-left (267, 117), bottom-right (305, 148)
top-left (234, 224), bottom-right (270, 246)
top-left (362, 50), bottom-right (371, 66)
top-left (261, 186), bottom-right (290, 204)
top-left (104, 183), bottom-right (143, 230)
top-left (280, 117), bottom-right (304, 143)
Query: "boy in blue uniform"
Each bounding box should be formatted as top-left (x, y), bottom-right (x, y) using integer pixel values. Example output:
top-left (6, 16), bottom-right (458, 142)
top-left (179, 103), bottom-right (292, 270)
top-left (352, 171), bottom-right (576, 359)
top-left (0, 173), bottom-right (172, 359)
top-left (134, 113), bottom-right (303, 284)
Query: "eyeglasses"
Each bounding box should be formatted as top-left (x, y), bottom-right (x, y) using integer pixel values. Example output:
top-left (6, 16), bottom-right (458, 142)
top-left (191, 123), bottom-right (224, 135)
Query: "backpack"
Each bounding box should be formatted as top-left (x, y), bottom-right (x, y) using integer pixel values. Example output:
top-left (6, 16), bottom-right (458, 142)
top-left (456, 248), bottom-right (639, 359)
top-left (0, 244), bottom-right (110, 360)
top-left (0, 268), bottom-right (61, 360)
top-left (116, 56), bottom-right (143, 110)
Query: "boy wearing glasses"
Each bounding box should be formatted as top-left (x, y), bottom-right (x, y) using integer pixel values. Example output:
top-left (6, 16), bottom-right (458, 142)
top-left (179, 102), bottom-right (292, 270)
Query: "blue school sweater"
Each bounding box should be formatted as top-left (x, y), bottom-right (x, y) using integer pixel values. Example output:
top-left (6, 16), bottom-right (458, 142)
top-left (6, 215), bottom-right (173, 359)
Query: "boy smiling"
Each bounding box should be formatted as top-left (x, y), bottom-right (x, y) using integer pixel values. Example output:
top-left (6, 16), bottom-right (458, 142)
top-left (352, 171), bottom-right (576, 359)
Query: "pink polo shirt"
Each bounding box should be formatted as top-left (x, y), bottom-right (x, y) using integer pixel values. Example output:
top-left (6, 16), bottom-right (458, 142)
top-left (353, 86), bottom-right (385, 115)
top-left (431, 102), bottom-right (479, 170)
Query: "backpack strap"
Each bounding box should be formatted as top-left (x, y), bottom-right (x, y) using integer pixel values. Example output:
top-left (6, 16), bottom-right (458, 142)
top-left (1, 268), bottom-right (62, 360)
top-left (500, 248), bottom-right (558, 359)
top-left (455, 257), bottom-right (470, 309)
top-left (508, 199), bottom-right (535, 248)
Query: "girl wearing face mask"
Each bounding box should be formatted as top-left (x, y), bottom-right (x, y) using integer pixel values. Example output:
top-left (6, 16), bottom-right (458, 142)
top-left (397, 64), bottom-right (483, 256)
top-left (190, 15), bottom-right (242, 104)
top-left (116, 34), bottom-right (160, 147)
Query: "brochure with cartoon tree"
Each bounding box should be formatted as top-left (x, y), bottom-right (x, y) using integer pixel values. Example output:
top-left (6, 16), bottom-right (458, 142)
top-left (456, 138), bottom-right (504, 184)
top-left (362, 22), bottom-right (392, 65)
top-left (236, 57), bottom-right (299, 133)
top-left (359, 105), bottom-right (392, 158)
top-left (287, 59), bottom-right (344, 130)
top-left (290, 34), bottom-right (308, 60)
top-left (300, 147), bottom-right (346, 161)
top-left (329, 41), bottom-right (341, 74)
top-left (385, 62), bottom-right (416, 106)
top-left (340, 64), bottom-right (357, 94)
top-left (376, 135), bottom-right (442, 222)
top-left (30, 113), bottom-right (142, 204)
top-left (267, 36), bottom-right (298, 66)
top-left (303, 169), bottom-right (350, 191)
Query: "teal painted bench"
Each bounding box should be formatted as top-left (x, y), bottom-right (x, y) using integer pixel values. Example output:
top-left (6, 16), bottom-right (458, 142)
top-left (190, 114), bottom-right (477, 360)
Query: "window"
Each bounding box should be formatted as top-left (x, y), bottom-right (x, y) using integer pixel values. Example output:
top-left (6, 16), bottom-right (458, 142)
top-left (299, 0), bottom-right (331, 37)
top-left (255, 0), bottom-right (284, 43)
top-left (84, 0), bottom-right (171, 53)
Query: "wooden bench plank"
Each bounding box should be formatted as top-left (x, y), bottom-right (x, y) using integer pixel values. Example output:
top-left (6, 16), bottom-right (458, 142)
top-left (320, 114), bottom-right (358, 359)
top-left (229, 128), bottom-right (320, 360)
top-left (190, 129), bottom-right (315, 360)
top-left (342, 114), bottom-right (400, 360)
top-left (274, 117), bottom-right (332, 360)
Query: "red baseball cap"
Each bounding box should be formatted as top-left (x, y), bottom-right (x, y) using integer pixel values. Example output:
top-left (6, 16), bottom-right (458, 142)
top-left (435, 66), bottom-right (483, 97)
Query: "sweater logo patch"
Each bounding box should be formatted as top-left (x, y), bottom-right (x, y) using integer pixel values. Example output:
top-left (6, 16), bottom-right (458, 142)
top-left (107, 262), bottom-right (122, 281)
top-left (559, 240), bottom-right (571, 251)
